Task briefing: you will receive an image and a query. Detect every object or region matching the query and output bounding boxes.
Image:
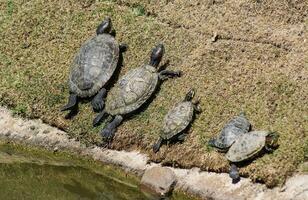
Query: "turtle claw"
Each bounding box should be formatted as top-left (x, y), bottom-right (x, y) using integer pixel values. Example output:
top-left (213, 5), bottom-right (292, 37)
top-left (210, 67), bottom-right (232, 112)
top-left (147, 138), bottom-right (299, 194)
top-left (91, 88), bottom-right (106, 112)
top-left (100, 115), bottom-right (122, 140)
top-left (101, 128), bottom-right (115, 140)
top-left (91, 101), bottom-right (104, 112)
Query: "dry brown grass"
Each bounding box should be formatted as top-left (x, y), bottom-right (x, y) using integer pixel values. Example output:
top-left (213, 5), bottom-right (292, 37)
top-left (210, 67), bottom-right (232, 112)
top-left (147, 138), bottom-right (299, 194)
top-left (0, 0), bottom-right (307, 187)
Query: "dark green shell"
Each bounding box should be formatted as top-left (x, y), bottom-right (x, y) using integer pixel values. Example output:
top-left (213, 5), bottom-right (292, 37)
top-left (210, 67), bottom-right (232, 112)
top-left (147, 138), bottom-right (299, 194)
top-left (161, 101), bottom-right (194, 140)
top-left (210, 113), bottom-right (251, 150)
top-left (69, 34), bottom-right (119, 98)
top-left (105, 65), bottom-right (158, 115)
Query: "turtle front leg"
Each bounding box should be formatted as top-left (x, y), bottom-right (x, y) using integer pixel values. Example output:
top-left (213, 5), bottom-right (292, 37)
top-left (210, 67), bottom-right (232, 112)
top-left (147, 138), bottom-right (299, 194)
top-left (229, 164), bottom-right (240, 184)
top-left (193, 98), bottom-right (202, 113)
top-left (61, 93), bottom-right (78, 112)
top-left (158, 70), bottom-right (182, 80)
top-left (91, 88), bottom-right (107, 112)
top-left (101, 115), bottom-right (123, 140)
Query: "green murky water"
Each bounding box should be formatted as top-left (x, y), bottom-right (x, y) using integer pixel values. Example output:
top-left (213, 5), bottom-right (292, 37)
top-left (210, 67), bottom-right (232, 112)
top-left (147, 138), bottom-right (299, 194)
top-left (0, 142), bottom-right (197, 200)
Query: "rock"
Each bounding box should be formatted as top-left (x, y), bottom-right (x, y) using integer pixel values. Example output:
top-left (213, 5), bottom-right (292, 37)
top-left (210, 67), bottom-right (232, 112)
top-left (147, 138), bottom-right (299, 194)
top-left (140, 166), bottom-right (177, 196)
top-left (278, 175), bottom-right (308, 200)
top-left (211, 32), bottom-right (219, 42)
top-left (258, 174), bottom-right (308, 200)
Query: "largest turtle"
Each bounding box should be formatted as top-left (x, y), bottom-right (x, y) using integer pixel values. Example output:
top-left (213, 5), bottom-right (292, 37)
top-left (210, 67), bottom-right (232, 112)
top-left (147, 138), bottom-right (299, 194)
top-left (93, 43), bottom-right (181, 140)
top-left (61, 17), bottom-right (127, 114)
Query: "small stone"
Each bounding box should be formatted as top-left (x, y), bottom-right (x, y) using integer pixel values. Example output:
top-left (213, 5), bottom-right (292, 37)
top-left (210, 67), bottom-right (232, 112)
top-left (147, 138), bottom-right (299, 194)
top-left (282, 175), bottom-right (308, 200)
top-left (140, 166), bottom-right (177, 196)
top-left (211, 32), bottom-right (219, 42)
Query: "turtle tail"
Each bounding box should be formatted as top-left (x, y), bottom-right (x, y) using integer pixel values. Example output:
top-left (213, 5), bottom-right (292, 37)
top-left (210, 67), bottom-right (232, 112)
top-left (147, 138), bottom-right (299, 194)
top-left (153, 138), bottom-right (163, 153)
top-left (78, 81), bottom-right (94, 91)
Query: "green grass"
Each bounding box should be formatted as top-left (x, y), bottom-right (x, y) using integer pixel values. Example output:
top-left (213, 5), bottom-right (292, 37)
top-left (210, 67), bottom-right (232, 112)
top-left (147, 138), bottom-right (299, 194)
top-left (0, 0), bottom-right (307, 187)
top-left (6, 0), bottom-right (14, 17)
top-left (132, 4), bottom-right (146, 16)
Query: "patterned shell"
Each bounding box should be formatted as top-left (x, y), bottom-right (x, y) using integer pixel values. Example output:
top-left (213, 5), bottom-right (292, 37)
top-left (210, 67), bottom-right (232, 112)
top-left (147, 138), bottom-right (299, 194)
top-left (225, 131), bottom-right (269, 162)
top-left (69, 34), bottom-right (119, 98)
top-left (161, 101), bottom-right (194, 140)
top-left (213, 114), bottom-right (251, 149)
top-left (105, 65), bottom-right (158, 115)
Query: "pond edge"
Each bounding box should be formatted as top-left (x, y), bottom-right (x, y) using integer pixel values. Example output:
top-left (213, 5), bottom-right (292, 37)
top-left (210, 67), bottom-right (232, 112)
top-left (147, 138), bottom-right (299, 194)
top-left (0, 107), bottom-right (306, 200)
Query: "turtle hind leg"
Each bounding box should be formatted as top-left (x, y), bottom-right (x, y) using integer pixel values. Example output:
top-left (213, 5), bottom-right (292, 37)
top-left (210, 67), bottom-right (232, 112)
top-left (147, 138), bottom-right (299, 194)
top-left (61, 94), bottom-right (78, 112)
top-left (153, 138), bottom-right (163, 153)
top-left (91, 88), bottom-right (107, 112)
top-left (101, 115), bottom-right (123, 140)
top-left (229, 164), bottom-right (240, 184)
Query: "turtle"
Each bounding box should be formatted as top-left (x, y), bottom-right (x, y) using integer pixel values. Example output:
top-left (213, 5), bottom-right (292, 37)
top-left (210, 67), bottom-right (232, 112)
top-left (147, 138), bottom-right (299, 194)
top-left (92, 43), bottom-right (182, 140)
top-left (152, 89), bottom-right (201, 153)
top-left (225, 131), bottom-right (279, 183)
top-left (208, 112), bottom-right (251, 152)
top-left (61, 17), bottom-right (127, 115)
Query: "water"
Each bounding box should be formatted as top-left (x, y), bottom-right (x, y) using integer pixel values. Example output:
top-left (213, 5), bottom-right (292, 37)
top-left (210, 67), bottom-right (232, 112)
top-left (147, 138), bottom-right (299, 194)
top-left (0, 143), bottom-right (197, 200)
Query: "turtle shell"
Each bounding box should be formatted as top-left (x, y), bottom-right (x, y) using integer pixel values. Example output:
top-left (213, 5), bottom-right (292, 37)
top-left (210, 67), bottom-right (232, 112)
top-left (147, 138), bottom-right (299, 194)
top-left (225, 131), bottom-right (269, 162)
top-left (161, 101), bottom-right (194, 140)
top-left (69, 34), bottom-right (119, 98)
top-left (105, 65), bottom-right (158, 115)
top-left (213, 114), bottom-right (251, 149)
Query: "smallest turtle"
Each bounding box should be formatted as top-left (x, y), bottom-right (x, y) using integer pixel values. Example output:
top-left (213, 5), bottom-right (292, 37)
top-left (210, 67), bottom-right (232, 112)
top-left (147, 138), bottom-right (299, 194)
top-left (226, 130), bottom-right (279, 183)
top-left (153, 89), bottom-right (201, 153)
top-left (208, 112), bottom-right (251, 152)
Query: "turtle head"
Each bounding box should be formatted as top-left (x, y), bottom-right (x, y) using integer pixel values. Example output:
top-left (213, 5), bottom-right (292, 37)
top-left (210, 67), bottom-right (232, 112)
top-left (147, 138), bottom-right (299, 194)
top-left (184, 89), bottom-right (195, 101)
top-left (96, 17), bottom-right (112, 35)
top-left (265, 132), bottom-right (279, 148)
top-left (149, 43), bottom-right (165, 68)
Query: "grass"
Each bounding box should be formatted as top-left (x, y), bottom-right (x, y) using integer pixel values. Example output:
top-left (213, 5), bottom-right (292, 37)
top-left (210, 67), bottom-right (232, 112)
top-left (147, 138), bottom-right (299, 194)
top-left (132, 4), bottom-right (146, 16)
top-left (0, 0), bottom-right (307, 187)
top-left (6, 0), bottom-right (14, 17)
